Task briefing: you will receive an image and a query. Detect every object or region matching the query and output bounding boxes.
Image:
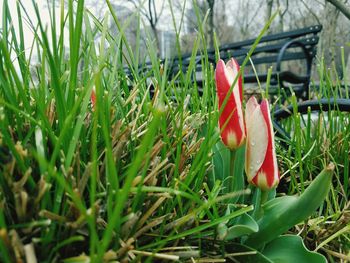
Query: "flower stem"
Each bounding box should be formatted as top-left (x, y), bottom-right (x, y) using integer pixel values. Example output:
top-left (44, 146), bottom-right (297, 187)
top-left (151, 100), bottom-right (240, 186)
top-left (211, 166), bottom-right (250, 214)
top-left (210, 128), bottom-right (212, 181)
top-left (257, 190), bottom-right (269, 219)
top-left (229, 150), bottom-right (236, 193)
top-left (260, 190), bottom-right (269, 205)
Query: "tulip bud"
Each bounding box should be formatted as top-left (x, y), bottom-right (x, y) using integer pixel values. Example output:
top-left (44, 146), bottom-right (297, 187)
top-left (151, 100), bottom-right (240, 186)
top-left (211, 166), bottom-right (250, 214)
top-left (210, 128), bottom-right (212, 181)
top-left (215, 58), bottom-right (245, 150)
top-left (245, 96), bottom-right (279, 190)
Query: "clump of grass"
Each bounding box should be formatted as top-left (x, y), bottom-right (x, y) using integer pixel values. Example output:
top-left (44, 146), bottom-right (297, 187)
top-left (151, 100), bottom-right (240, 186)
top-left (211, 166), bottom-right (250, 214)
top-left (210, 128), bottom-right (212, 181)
top-left (0, 1), bottom-right (232, 262)
top-left (275, 56), bottom-right (350, 260)
top-left (0, 1), bottom-right (349, 262)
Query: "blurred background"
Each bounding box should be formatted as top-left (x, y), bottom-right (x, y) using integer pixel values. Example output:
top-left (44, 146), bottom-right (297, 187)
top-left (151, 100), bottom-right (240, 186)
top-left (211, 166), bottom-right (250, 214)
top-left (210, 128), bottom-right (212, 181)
top-left (2, 0), bottom-right (350, 73)
top-left (85, 0), bottom-right (350, 72)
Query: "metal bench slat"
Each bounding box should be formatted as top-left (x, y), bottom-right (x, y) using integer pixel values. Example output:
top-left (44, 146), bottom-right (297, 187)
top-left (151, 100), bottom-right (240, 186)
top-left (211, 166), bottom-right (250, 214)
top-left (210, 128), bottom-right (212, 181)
top-left (219, 36), bottom-right (319, 59)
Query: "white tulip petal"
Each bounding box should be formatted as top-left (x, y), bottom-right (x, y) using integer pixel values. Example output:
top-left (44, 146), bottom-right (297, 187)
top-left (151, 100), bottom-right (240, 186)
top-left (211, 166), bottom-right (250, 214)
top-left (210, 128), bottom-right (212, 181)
top-left (226, 59), bottom-right (239, 75)
top-left (245, 105), bottom-right (268, 182)
top-left (245, 96), bottom-right (259, 124)
top-left (233, 84), bottom-right (245, 133)
top-left (224, 63), bottom-right (234, 87)
top-left (228, 59), bottom-right (244, 135)
top-left (261, 99), bottom-right (280, 187)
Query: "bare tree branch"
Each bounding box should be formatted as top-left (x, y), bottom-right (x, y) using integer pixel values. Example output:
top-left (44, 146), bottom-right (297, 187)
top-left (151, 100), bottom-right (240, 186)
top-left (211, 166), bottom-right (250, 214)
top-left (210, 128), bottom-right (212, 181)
top-left (326, 0), bottom-right (350, 20)
top-left (128, 0), bottom-right (149, 19)
top-left (281, 0), bottom-right (289, 17)
top-left (300, 0), bottom-right (321, 24)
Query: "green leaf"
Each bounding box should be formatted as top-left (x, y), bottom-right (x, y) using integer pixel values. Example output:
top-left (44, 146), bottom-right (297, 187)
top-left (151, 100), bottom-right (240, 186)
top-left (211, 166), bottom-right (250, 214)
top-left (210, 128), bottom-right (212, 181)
top-left (141, 205), bottom-right (254, 250)
top-left (224, 213), bottom-right (259, 240)
top-left (62, 255), bottom-right (90, 263)
top-left (262, 235), bottom-right (327, 263)
top-left (210, 141), bottom-right (245, 203)
top-left (231, 146), bottom-right (246, 203)
top-left (223, 242), bottom-right (273, 263)
top-left (249, 187), bottom-right (276, 219)
top-left (245, 164), bottom-right (334, 248)
top-left (210, 140), bottom-right (230, 188)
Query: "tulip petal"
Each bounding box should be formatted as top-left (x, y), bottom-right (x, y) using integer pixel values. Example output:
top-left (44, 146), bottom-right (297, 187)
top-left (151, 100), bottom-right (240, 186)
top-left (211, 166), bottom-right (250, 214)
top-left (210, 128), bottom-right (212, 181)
top-left (253, 99), bottom-right (279, 189)
top-left (232, 80), bottom-right (245, 137)
top-left (215, 58), bottom-right (246, 150)
top-left (215, 59), bottom-right (233, 96)
top-left (226, 58), bottom-right (243, 102)
top-left (254, 171), bottom-right (270, 190)
top-left (245, 97), bottom-right (268, 183)
top-left (245, 96), bottom-right (259, 126)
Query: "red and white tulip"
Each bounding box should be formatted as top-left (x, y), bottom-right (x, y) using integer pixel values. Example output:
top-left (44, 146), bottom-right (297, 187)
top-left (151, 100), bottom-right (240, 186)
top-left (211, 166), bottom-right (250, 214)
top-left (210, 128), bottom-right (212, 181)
top-left (215, 58), bottom-right (245, 150)
top-left (245, 96), bottom-right (279, 190)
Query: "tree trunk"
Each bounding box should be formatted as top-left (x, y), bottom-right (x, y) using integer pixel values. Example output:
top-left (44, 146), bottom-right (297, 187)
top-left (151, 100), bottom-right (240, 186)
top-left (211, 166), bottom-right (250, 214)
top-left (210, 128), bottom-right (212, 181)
top-left (151, 24), bottom-right (159, 55)
top-left (320, 1), bottom-right (340, 64)
top-left (346, 52), bottom-right (350, 82)
top-left (277, 0), bottom-right (284, 31)
top-left (207, 0), bottom-right (215, 48)
top-left (266, 0), bottom-right (274, 33)
top-left (326, 0), bottom-right (350, 20)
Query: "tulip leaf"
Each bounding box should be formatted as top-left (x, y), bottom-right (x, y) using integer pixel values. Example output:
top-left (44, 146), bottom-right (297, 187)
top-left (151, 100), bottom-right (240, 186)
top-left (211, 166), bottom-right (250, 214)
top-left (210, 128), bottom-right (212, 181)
top-left (249, 187), bottom-right (276, 219)
top-left (231, 145), bottom-right (246, 202)
top-left (210, 141), bottom-right (246, 203)
top-left (245, 164), bottom-right (334, 248)
top-left (224, 213), bottom-right (258, 240)
top-left (262, 235), bottom-right (327, 263)
top-left (223, 242), bottom-right (273, 263)
top-left (229, 235), bottom-right (326, 262)
top-left (210, 140), bottom-right (230, 188)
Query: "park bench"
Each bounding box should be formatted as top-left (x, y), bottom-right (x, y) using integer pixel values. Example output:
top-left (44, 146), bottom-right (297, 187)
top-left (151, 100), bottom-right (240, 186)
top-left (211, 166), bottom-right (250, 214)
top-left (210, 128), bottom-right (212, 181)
top-left (130, 25), bottom-right (350, 152)
top-left (167, 25), bottom-right (350, 147)
top-left (129, 25), bottom-right (322, 101)
top-left (170, 24), bottom-right (323, 100)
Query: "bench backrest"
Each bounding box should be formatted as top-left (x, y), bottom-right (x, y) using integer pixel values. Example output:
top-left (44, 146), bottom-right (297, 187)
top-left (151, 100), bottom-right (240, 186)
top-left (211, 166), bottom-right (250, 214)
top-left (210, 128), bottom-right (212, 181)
top-left (129, 25), bottom-right (322, 99)
top-left (177, 25), bottom-right (321, 70)
top-left (171, 25), bottom-right (322, 98)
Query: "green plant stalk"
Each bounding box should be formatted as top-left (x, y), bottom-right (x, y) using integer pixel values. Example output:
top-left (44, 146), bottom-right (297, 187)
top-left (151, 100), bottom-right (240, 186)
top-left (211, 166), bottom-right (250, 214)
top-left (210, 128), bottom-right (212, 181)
top-left (0, 205), bottom-right (11, 263)
top-left (255, 190), bottom-right (269, 220)
top-left (344, 132), bottom-right (349, 197)
top-left (90, 82), bottom-right (99, 259)
top-left (229, 150), bottom-right (236, 193)
top-left (0, 239), bottom-right (11, 263)
top-left (31, 0), bottom-right (66, 128)
top-left (265, 66), bottom-right (273, 99)
top-left (341, 47), bottom-right (348, 98)
top-left (140, 205), bottom-right (254, 250)
top-left (315, 224), bottom-right (350, 251)
top-left (68, 0), bottom-right (85, 109)
top-left (231, 146), bottom-right (245, 203)
top-left (98, 105), bottom-right (165, 258)
top-left (245, 163), bottom-right (334, 248)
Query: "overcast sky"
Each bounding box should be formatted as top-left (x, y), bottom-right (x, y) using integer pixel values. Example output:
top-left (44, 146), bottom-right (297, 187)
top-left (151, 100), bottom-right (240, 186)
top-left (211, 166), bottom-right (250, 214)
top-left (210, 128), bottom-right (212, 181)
top-left (0, 1), bottom-right (51, 54)
top-left (0, 0), bottom-right (175, 57)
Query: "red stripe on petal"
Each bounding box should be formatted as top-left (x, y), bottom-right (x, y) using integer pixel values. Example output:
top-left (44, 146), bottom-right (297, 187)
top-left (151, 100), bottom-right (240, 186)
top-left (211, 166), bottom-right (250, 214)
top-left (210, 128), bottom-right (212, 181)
top-left (256, 99), bottom-right (279, 188)
top-left (218, 94), bottom-right (245, 149)
top-left (215, 59), bottom-right (246, 150)
top-left (215, 60), bottom-right (232, 97)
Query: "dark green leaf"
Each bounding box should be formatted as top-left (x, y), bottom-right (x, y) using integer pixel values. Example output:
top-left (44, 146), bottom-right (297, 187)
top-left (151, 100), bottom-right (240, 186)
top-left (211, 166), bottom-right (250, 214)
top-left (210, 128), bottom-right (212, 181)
top-left (245, 164), bottom-right (334, 248)
top-left (225, 213), bottom-right (259, 240)
top-left (262, 235), bottom-right (327, 263)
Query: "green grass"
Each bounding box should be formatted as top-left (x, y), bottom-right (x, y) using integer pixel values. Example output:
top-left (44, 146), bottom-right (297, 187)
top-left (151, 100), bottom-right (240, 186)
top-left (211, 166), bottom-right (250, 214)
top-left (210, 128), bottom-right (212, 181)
top-left (0, 1), bottom-right (349, 262)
